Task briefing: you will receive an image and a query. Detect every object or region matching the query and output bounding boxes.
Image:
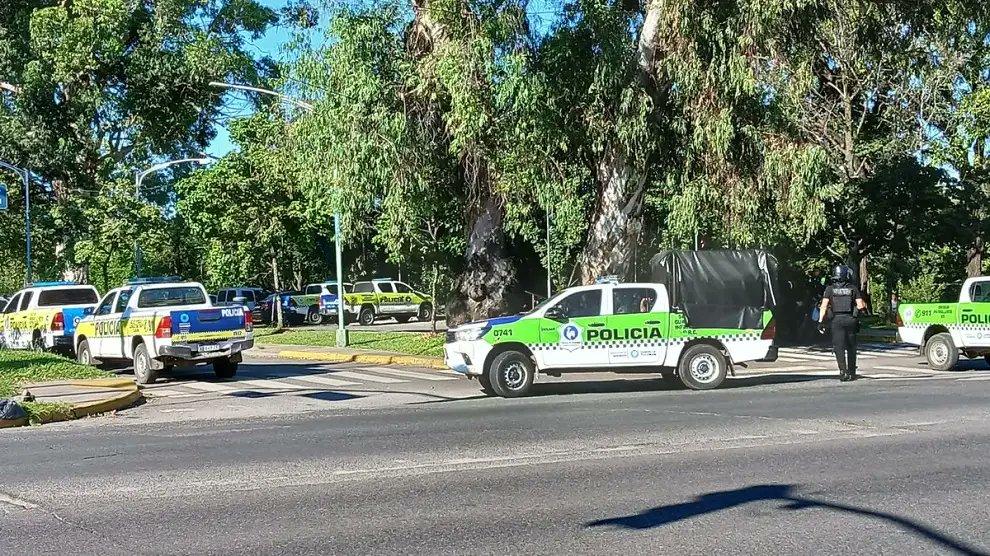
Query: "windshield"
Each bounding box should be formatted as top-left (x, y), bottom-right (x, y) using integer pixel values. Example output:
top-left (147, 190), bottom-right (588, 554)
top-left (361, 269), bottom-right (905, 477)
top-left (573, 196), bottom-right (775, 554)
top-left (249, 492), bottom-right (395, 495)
top-left (527, 291), bottom-right (567, 314)
top-left (137, 287), bottom-right (206, 308)
top-left (37, 288), bottom-right (98, 307)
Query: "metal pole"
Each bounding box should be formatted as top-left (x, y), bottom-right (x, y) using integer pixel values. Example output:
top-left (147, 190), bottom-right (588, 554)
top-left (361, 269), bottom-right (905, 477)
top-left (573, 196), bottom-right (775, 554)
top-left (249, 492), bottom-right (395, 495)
top-left (546, 207), bottom-right (552, 297)
top-left (23, 169), bottom-right (30, 284)
top-left (134, 171), bottom-right (142, 276)
top-left (334, 213), bottom-right (348, 347)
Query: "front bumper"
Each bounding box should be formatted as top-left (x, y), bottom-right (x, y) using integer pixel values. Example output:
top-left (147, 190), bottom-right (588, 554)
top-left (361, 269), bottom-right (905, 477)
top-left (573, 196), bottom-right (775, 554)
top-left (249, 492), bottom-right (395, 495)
top-left (159, 338), bottom-right (254, 361)
top-left (443, 341), bottom-right (489, 376)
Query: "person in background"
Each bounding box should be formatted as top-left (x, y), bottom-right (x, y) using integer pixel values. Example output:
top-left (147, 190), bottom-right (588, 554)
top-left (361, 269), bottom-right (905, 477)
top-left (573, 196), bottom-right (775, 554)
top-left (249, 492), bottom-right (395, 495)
top-left (890, 292), bottom-right (899, 323)
top-left (818, 265), bottom-right (867, 382)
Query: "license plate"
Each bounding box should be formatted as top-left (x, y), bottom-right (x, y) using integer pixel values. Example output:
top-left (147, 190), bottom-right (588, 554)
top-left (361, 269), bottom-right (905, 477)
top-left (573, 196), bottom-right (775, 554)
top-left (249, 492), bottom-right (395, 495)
top-left (199, 344), bottom-right (221, 353)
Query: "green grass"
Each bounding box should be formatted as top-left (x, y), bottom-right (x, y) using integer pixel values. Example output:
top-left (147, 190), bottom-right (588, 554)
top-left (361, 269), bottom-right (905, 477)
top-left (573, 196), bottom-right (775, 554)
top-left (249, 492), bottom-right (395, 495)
top-left (256, 329), bottom-right (444, 357)
top-left (0, 350), bottom-right (112, 398)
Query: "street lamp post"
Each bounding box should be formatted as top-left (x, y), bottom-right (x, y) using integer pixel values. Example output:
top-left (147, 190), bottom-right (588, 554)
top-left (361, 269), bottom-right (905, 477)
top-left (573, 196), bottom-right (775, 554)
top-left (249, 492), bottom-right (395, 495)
top-left (209, 81), bottom-right (348, 347)
top-left (0, 160), bottom-right (31, 285)
top-left (134, 158), bottom-right (212, 276)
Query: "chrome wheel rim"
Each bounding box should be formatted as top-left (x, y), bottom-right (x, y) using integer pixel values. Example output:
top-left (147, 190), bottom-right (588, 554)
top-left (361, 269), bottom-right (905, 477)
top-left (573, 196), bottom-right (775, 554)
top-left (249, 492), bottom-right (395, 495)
top-left (135, 353), bottom-right (147, 378)
top-left (501, 361), bottom-right (527, 390)
top-left (79, 347), bottom-right (90, 365)
top-left (689, 354), bottom-right (719, 383)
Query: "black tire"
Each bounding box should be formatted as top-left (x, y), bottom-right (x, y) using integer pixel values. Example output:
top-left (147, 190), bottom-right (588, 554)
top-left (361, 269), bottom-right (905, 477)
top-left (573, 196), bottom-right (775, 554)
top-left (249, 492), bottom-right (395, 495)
top-left (477, 372), bottom-right (497, 396)
top-left (213, 358), bottom-right (238, 379)
top-left (133, 343), bottom-right (158, 385)
top-left (31, 331), bottom-right (45, 351)
top-left (677, 344), bottom-right (728, 390)
top-left (305, 307), bottom-right (322, 326)
top-left (487, 350), bottom-right (535, 398)
top-left (418, 303), bottom-right (434, 322)
top-left (77, 339), bottom-right (95, 366)
top-left (359, 306), bottom-right (376, 326)
top-left (925, 333), bottom-right (958, 372)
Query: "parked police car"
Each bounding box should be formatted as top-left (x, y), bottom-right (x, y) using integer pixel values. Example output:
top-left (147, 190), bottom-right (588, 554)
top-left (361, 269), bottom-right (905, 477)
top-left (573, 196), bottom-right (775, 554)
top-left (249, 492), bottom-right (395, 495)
top-left (74, 278), bottom-right (253, 384)
top-left (0, 282), bottom-right (99, 353)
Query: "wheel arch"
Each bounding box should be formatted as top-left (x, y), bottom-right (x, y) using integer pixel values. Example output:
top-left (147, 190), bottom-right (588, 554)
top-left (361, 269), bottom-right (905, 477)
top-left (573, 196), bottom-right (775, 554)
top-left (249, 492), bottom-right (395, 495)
top-left (923, 325), bottom-right (950, 346)
top-left (483, 342), bottom-right (535, 374)
top-left (76, 334), bottom-right (88, 351)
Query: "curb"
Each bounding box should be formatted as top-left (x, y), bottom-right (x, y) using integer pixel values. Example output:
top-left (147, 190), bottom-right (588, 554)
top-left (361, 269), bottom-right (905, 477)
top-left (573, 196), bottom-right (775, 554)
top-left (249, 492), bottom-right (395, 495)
top-left (0, 417), bottom-right (29, 429)
top-left (15, 379), bottom-right (144, 427)
top-left (276, 350), bottom-right (447, 370)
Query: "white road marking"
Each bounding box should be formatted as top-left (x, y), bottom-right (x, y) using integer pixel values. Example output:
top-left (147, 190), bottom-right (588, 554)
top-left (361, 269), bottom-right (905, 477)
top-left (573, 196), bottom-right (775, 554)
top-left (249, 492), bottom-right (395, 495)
top-left (775, 351), bottom-right (837, 361)
top-left (875, 365), bottom-right (937, 374)
top-left (359, 367), bottom-right (456, 381)
top-left (182, 382), bottom-right (241, 393)
top-left (957, 376), bottom-right (990, 381)
top-left (236, 379), bottom-right (310, 391)
top-left (331, 371), bottom-right (406, 384)
top-left (0, 492), bottom-right (37, 510)
top-left (144, 388), bottom-right (200, 398)
top-left (285, 374), bottom-right (360, 388)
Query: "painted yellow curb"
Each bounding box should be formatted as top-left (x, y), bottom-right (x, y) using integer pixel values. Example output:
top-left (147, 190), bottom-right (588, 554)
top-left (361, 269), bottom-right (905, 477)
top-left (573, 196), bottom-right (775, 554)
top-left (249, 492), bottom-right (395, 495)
top-left (277, 350), bottom-right (447, 370)
top-left (66, 378), bottom-right (137, 389)
top-left (69, 389), bottom-right (143, 420)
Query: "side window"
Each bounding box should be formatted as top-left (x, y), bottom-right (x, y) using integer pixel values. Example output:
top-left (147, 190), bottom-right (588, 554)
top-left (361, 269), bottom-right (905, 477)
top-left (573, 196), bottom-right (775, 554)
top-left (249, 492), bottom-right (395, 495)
top-left (394, 282), bottom-right (412, 294)
top-left (305, 285), bottom-right (321, 295)
top-left (217, 291), bottom-right (228, 303)
top-left (95, 293), bottom-right (116, 316)
top-left (19, 291), bottom-right (34, 311)
top-left (242, 290), bottom-right (256, 302)
top-left (972, 281), bottom-right (990, 303)
top-left (353, 282), bottom-right (374, 293)
top-left (376, 282), bottom-right (395, 293)
top-left (612, 288), bottom-right (658, 315)
top-left (4, 293), bottom-right (22, 314)
top-left (114, 290), bottom-right (133, 313)
top-left (552, 290), bottom-right (602, 318)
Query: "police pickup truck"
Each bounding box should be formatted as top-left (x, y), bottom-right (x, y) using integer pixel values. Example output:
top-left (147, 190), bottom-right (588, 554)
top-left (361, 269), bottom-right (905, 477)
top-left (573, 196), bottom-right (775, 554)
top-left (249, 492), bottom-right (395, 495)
top-left (74, 278), bottom-right (253, 384)
top-left (344, 279), bottom-right (434, 325)
top-left (898, 276), bottom-right (990, 371)
top-left (444, 251), bottom-right (779, 397)
top-left (0, 282), bottom-right (99, 353)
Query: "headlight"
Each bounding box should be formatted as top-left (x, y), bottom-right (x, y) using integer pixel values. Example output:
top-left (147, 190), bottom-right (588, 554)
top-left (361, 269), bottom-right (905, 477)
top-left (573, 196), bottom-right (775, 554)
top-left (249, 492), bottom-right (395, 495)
top-left (453, 325), bottom-right (489, 342)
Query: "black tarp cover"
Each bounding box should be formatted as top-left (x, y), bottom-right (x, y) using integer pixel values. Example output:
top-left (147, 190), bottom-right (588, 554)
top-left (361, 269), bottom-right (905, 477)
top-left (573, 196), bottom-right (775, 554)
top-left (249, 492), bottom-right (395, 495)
top-left (649, 250), bottom-right (779, 329)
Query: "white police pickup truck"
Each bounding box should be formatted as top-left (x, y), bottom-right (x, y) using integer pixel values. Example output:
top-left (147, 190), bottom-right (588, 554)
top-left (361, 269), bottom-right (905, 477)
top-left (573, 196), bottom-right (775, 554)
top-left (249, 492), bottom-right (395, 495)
top-left (74, 278), bottom-right (254, 384)
top-left (0, 281), bottom-right (100, 353)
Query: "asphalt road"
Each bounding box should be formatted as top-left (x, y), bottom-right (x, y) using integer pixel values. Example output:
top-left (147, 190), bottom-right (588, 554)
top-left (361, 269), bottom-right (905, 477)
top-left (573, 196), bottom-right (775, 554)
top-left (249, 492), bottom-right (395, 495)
top-left (2, 370), bottom-right (988, 555)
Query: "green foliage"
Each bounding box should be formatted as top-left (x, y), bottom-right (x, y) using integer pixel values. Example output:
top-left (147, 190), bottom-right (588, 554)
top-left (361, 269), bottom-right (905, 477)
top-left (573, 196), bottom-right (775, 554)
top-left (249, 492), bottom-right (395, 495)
top-left (0, 349), bottom-right (111, 397)
top-left (256, 329), bottom-right (443, 357)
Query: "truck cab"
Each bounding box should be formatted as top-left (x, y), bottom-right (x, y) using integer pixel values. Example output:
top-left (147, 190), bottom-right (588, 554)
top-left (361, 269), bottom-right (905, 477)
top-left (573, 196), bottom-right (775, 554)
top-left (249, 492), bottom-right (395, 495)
top-left (898, 277), bottom-right (990, 370)
top-left (0, 282), bottom-right (99, 353)
top-left (74, 278), bottom-right (253, 384)
top-left (346, 279), bottom-right (434, 325)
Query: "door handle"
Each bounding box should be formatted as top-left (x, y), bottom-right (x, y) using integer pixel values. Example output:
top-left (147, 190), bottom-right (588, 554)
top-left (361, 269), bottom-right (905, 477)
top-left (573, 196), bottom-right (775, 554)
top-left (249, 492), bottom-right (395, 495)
top-left (587, 322), bottom-right (605, 328)
top-left (962, 309), bottom-right (973, 313)
top-left (645, 320), bottom-right (662, 325)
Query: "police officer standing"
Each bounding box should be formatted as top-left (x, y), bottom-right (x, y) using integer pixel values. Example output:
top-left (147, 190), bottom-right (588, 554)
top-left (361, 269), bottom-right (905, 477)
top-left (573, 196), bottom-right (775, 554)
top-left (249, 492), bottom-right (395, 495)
top-left (817, 265), bottom-right (867, 381)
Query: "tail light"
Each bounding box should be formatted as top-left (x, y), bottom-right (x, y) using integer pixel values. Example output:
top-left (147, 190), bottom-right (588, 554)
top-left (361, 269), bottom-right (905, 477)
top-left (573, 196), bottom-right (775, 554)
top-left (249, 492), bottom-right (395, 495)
top-left (51, 312), bottom-right (65, 333)
top-left (244, 308), bottom-right (253, 332)
top-left (155, 315), bottom-right (172, 339)
top-left (895, 310), bottom-right (904, 327)
top-left (761, 318), bottom-right (776, 340)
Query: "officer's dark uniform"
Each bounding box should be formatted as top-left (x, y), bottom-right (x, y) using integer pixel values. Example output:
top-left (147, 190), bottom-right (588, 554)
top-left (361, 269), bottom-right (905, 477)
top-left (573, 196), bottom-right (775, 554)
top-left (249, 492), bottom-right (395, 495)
top-left (822, 266), bottom-right (862, 381)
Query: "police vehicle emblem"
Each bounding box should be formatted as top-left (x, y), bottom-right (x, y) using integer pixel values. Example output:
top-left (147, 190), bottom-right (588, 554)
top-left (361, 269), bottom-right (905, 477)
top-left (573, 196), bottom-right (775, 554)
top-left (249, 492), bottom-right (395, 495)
top-left (560, 323), bottom-right (582, 351)
top-left (902, 307), bottom-right (914, 323)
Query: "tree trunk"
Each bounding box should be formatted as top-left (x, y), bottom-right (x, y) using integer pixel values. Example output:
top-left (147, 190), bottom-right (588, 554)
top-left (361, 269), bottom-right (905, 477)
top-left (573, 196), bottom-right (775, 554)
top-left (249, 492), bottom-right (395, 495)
top-left (430, 264), bottom-right (439, 334)
top-left (271, 256), bottom-right (283, 329)
top-left (576, 2), bottom-right (663, 284)
top-left (967, 237), bottom-right (984, 278)
top-left (446, 194), bottom-right (515, 326)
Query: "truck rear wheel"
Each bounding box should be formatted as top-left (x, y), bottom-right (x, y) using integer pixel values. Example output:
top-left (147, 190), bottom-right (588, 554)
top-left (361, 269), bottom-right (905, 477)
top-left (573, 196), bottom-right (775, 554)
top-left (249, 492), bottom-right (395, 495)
top-left (213, 358), bottom-right (238, 379)
top-left (925, 333), bottom-right (958, 372)
top-left (133, 343), bottom-right (158, 385)
top-left (487, 350), bottom-right (535, 398)
top-left (359, 306), bottom-right (376, 326)
top-left (305, 306), bottom-right (322, 326)
top-left (678, 344), bottom-right (727, 390)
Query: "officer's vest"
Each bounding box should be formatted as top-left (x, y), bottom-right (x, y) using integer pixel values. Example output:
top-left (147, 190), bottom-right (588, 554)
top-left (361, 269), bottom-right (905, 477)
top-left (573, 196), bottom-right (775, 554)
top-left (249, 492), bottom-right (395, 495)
top-left (831, 285), bottom-right (855, 315)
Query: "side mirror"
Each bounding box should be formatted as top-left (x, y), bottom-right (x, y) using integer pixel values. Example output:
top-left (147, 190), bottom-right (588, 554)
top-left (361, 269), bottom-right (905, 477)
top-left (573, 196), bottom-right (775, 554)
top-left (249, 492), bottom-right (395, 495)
top-left (544, 307), bottom-right (567, 322)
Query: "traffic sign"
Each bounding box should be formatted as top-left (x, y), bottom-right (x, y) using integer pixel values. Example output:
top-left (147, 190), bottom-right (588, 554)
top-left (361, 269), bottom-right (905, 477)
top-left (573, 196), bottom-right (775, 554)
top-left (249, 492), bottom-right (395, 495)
top-left (0, 184), bottom-right (8, 211)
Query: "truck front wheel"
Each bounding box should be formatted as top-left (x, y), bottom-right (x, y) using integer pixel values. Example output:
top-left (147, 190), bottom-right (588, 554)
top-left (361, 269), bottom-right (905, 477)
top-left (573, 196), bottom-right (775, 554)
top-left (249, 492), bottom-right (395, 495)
top-left (925, 333), bottom-right (958, 372)
top-left (359, 306), bottom-right (376, 326)
top-left (213, 357), bottom-right (238, 379)
top-left (678, 344), bottom-right (728, 390)
top-left (487, 350), bottom-right (535, 398)
top-left (133, 343), bottom-right (158, 385)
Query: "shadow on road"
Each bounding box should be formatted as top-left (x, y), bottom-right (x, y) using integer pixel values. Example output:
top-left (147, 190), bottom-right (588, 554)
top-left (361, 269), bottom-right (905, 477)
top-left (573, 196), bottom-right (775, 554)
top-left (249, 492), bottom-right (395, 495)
top-left (587, 484), bottom-right (988, 556)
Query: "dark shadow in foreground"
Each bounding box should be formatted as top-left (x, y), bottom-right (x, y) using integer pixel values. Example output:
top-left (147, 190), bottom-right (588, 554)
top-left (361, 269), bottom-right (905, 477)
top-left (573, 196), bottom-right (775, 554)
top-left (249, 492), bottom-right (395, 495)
top-left (586, 484), bottom-right (987, 556)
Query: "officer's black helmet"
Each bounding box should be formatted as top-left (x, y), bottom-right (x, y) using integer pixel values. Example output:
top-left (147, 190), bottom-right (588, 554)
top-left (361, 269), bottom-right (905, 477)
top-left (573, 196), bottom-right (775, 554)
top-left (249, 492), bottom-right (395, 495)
top-left (832, 265), bottom-right (853, 283)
